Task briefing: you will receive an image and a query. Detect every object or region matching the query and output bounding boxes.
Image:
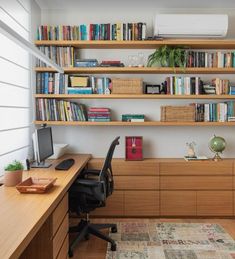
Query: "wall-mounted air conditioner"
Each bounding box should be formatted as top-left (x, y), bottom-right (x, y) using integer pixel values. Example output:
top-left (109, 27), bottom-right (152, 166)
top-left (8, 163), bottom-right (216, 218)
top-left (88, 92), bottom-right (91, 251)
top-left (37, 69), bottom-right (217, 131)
top-left (154, 14), bottom-right (228, 38)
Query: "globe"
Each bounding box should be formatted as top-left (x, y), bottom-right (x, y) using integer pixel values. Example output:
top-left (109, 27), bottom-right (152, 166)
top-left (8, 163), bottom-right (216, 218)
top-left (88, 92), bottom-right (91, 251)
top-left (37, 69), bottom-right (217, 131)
top-left (209, 135), bottom-right (226, 160)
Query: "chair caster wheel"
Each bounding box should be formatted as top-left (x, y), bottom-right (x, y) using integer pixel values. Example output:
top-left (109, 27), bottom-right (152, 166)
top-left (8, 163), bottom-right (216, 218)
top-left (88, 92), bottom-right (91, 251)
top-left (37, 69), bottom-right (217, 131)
top-left (111, 243), bottom-right (117, 251)
top-left (85, 233), bottom-right (90, 240)
top-left (68, 249), bottom-right (73, 258)
top-left (111, 226), bottom-right (117, 233)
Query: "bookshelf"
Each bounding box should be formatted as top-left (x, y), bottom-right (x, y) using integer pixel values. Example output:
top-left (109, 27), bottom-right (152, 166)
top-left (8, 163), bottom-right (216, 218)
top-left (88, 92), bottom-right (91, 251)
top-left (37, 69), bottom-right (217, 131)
top-left (35, 67), bottom-right (235, 74)
top-left (34, 121), bottom-right (235, 126)
top-left (34, 39), bottom-right (235, 126)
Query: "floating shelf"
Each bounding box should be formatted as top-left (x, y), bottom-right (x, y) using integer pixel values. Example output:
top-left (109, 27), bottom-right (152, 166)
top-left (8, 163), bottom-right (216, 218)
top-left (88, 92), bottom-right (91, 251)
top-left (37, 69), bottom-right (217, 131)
top-left (34, 39), bottom-right (235, 49)
top-left (34, 121), bottom-right (235, 126)
top-left (34, 67), bottom-right (235, 74)
top-left (34, 94), bottom-right (235, 100)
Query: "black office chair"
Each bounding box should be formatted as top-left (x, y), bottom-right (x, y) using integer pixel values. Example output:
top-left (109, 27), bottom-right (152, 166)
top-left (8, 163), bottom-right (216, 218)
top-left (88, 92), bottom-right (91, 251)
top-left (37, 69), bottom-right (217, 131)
top-left (68, 136), bottom-right (120, 257)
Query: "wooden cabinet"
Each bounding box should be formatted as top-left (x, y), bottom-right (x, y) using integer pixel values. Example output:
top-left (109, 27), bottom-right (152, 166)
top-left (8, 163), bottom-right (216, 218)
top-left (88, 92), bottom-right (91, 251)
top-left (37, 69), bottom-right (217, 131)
top-left (161, 191), bottom-right (196, 216)
top-left (88, 158), bottom-right (235, 217)
top-left (124, 191), bottom-right (159, 216)
top-left (197, 191), bottom-right (233, 216)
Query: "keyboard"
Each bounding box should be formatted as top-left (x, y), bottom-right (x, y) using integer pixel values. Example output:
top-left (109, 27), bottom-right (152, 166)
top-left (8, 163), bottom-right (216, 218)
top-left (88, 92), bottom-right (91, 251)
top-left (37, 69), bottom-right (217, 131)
top-left (55, 158), bottom-right (75, 170)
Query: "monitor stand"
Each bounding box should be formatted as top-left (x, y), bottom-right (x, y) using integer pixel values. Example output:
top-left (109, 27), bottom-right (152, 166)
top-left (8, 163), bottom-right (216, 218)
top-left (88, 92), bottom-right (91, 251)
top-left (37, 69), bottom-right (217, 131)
top-left (31, 160), bottom-right (52, 168)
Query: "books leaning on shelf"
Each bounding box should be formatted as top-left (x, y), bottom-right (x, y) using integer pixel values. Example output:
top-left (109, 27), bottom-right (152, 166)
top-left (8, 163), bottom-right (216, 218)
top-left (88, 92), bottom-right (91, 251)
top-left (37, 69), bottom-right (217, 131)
top-left (36, 99), bottom-right (87, 121)
top-left (87, 107), bottom-right (111, 122)
top-left (36, 73), bottom-right (111, 95)
top-left (36, 46), bottom-right (76, 67)
top-left (186, 50), bottom-right (235, 68)
top-left (163, 76), bottom-right (230, 95)
top-left (37, 23), bottom-right (147, 41)
top-left (122, 114), bottom-right (145, 122)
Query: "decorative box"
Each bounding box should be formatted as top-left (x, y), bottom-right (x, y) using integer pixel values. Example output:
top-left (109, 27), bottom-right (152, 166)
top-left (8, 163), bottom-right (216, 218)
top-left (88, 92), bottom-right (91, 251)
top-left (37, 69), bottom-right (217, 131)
top-left (125, 136), bottom-right (143, 160)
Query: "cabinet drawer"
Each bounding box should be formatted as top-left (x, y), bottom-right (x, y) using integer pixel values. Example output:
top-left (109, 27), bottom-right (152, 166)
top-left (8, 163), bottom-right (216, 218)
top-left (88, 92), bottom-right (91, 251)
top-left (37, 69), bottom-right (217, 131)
top-left (56, 235), bottom-right (68, 259)
top-left (88, 159), bottom-right (159, 176)
top-left (115, 176), bottom-right (159, 190)
top-left (52, 193), bottom-right (68, 236)
top-left (197, 191), bottom-right (233, 216)
top-left (160, 161), bottom-right (233, 176)
top-left (161, 191), bottom-right (196, 216)
top-left (53, 214), bottom-right (68, 259)
top-left (91, 191), bottom-right (124, 216)
top-left (161, 176), bottom-right (233, 190)
top-left (124, 191), bottom-right (159, 216)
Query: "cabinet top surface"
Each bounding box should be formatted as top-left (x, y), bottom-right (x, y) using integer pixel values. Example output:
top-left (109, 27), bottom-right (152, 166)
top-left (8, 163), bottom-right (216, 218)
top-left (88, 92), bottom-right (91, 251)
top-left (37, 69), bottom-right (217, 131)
top-left (0, 154), bottom-right (91, 259)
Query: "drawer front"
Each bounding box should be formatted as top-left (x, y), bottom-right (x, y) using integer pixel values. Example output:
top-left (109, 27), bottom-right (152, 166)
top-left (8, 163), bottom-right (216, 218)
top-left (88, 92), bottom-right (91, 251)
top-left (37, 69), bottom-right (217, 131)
top-left (124, 191), bottom-right (159, 216)
top-left (115, 176), bottom-right (159, 190)
top-left (56, 235), bottom-right (68, 259)
top-left (52, 193), bottom-right (68, 236)
top-left (197, 191), bottom-right (233, 216)
top-left (91, 191), bottom-right (124, 216)
top-left (161, 176), bottom-right (233, 190)
top-left (160, 161), bottom-right (233, 176)
top-left (88, 159), bottom-right (159, 176)
top-left (161, 191), bottom-right (196, 216)
top-left (53, 214), bottom-right (69, 259)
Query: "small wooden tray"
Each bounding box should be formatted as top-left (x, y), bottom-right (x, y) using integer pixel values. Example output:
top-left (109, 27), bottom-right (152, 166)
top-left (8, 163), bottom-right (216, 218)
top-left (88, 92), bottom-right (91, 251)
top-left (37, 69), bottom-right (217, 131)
top-left (16, 177), bottom-right (57, 194)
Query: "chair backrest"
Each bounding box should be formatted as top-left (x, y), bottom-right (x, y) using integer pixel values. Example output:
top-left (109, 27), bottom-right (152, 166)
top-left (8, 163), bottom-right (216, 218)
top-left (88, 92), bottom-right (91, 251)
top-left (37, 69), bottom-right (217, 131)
top-left (99, 136), bottom-right (120, 197)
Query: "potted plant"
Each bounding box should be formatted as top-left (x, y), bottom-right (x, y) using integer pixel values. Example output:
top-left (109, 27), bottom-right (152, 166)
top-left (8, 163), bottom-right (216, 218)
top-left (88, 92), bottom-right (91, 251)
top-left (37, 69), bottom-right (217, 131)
top-left (4, 160), bottom-right (24, 187)
top-left (147, 45), bottom-right (188, 69)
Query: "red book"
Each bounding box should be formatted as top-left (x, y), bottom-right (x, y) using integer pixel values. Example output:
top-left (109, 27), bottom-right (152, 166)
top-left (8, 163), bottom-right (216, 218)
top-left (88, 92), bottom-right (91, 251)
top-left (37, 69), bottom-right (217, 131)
top-left (89, 107), bottom-right (110, 112)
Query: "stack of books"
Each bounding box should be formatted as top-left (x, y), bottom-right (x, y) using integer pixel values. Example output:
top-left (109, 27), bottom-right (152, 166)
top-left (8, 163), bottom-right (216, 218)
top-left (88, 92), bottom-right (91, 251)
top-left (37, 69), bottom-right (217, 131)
top-left (186, 50), bottom-right (235, 68)
top-left (36, 46), bottom-right (76, 67)
top-left (100, 61), bottom-right (124, 67)
top-left (74, 59), bottom-right (98, 67)
top-left (122, 114), bottom-right (145, 122)
top-left (36, 73), bottom-right (69, 94)
top-left (87, 107), bottom-right (111, 122)
top-left (37, 23), bottom-right (147, 41)
top-left (36, 99), bottom-right (87, 121)
top-left (229, 86), bottom-right (235, 95)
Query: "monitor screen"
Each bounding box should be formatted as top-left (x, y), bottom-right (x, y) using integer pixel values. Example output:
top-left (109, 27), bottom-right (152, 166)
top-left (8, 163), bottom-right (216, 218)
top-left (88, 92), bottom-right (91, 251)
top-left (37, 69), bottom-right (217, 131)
top-left (36, 127), bottom-right (54, 162)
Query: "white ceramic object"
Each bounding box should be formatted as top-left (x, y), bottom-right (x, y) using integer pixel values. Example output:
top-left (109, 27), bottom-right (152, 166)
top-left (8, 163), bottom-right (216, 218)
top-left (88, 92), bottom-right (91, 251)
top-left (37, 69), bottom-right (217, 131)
top-left (48, 144), bottom-right (69, 159)
top-left (4, 170), bottom-right (23, 187)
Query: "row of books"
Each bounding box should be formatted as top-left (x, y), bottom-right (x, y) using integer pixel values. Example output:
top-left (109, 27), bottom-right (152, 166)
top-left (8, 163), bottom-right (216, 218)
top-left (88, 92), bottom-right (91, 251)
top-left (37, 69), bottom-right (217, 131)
top-left (186, 51), bottom-right (235, 68)
top-left (37, 23), bottom-right (147, 41)
top-left (36, 99), bottom-right (86, 121)
top-left (194, 102), bottom-right (235, 122)
top-left (36, 73), bottom-right (111, 95)
top-left (164, 76), bottom-right (231, 95)
top-left (87, 107), bottom-right (111, 122)
top-left (36, 46), bottom-right (76, 67)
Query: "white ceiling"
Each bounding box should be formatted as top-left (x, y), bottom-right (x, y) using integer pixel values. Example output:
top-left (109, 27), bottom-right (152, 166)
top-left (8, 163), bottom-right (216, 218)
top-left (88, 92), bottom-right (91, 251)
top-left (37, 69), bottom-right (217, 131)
top-left (36, 0), bottom-right (235, 10)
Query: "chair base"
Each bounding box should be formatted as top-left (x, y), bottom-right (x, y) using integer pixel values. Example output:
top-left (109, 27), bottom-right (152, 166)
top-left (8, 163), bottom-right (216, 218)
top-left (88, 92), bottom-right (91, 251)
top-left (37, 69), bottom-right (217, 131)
top-left (68, 219), bottom-right (117, 257)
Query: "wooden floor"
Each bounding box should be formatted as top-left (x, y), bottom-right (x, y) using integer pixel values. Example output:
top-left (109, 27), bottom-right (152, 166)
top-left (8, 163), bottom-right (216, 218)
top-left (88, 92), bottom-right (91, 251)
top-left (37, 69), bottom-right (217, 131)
top-left (70, 218), bottom-right (235, 259)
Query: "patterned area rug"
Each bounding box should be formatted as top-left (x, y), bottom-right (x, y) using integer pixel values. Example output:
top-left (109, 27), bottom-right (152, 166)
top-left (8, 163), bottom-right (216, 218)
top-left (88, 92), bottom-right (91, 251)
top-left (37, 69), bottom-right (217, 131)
top-left (106, 222), bottom-right (235, 259)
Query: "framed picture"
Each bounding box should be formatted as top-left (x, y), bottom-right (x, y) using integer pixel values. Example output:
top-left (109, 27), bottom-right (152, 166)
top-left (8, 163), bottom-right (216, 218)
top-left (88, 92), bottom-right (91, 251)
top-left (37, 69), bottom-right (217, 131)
top-left (145, 84), bottom-right (161, 94)
top-left (125, 136), bottom-right (143, 160)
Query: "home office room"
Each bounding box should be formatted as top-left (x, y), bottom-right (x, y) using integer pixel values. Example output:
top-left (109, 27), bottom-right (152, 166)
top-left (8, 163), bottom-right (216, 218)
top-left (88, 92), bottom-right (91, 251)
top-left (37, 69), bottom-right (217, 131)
top-left (1, 0), bottom-right (235, 258)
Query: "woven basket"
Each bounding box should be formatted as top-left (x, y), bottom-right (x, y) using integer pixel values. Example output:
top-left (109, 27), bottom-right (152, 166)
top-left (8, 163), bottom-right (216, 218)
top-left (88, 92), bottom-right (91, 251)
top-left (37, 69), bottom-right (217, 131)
top-left (111, 78), bottom-right (143, 94)
top-left (161, 105), bottom-right (195, 122)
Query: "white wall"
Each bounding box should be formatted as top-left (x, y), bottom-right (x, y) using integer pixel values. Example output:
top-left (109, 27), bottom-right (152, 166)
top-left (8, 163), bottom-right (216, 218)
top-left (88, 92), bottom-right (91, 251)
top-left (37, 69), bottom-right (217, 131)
top-left (39, 5), bottom-right (235, 158)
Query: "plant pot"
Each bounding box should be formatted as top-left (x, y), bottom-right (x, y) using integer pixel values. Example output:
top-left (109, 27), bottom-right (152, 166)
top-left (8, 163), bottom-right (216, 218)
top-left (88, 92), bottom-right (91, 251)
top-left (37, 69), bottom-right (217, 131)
top-left (4, 170), bottom-right (23, 187)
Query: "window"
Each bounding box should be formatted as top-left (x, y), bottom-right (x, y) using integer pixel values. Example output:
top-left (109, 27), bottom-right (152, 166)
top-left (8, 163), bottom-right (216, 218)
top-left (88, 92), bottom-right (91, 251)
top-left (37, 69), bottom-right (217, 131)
top-left (0, 0), bottom-right (31, 175)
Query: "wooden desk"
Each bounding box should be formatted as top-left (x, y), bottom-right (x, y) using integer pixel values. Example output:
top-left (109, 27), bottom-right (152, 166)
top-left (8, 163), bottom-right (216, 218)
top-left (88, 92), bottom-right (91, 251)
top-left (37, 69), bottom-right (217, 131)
top-left (0, 154), bottom-right (91, 259)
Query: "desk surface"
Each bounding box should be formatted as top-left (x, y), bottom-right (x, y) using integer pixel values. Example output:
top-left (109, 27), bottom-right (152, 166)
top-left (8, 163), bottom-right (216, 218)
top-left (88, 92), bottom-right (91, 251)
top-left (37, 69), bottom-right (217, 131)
top-left (0, 154), bottom-right (91, 259)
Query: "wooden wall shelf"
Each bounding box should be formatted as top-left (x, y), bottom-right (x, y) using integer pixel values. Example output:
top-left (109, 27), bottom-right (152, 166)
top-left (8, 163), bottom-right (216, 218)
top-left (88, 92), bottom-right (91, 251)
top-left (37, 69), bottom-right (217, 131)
top-left (34, 94), bottom-right (235, 100)
top-left (34, 121), bottom-right (235, 126)
top-left (34, 67), bottom-right (235, 74)
top-left (34, 39), bottom-right (235, 49)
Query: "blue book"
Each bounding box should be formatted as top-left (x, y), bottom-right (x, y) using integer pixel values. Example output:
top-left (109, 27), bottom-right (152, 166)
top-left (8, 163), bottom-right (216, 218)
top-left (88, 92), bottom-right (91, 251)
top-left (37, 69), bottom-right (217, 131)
top-left (44, 72), bottom-right (49, 94)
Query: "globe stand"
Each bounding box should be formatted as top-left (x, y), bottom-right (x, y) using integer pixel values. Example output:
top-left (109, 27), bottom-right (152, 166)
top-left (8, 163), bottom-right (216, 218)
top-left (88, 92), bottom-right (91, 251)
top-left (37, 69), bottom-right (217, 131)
top-left (213, 152), bottom-right (222, 161)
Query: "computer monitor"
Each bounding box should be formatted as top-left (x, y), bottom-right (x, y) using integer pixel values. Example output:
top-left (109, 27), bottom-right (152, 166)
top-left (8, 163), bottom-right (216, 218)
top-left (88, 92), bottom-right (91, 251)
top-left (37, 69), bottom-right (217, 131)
top-left (31, 127), bottom-right (54, 168)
